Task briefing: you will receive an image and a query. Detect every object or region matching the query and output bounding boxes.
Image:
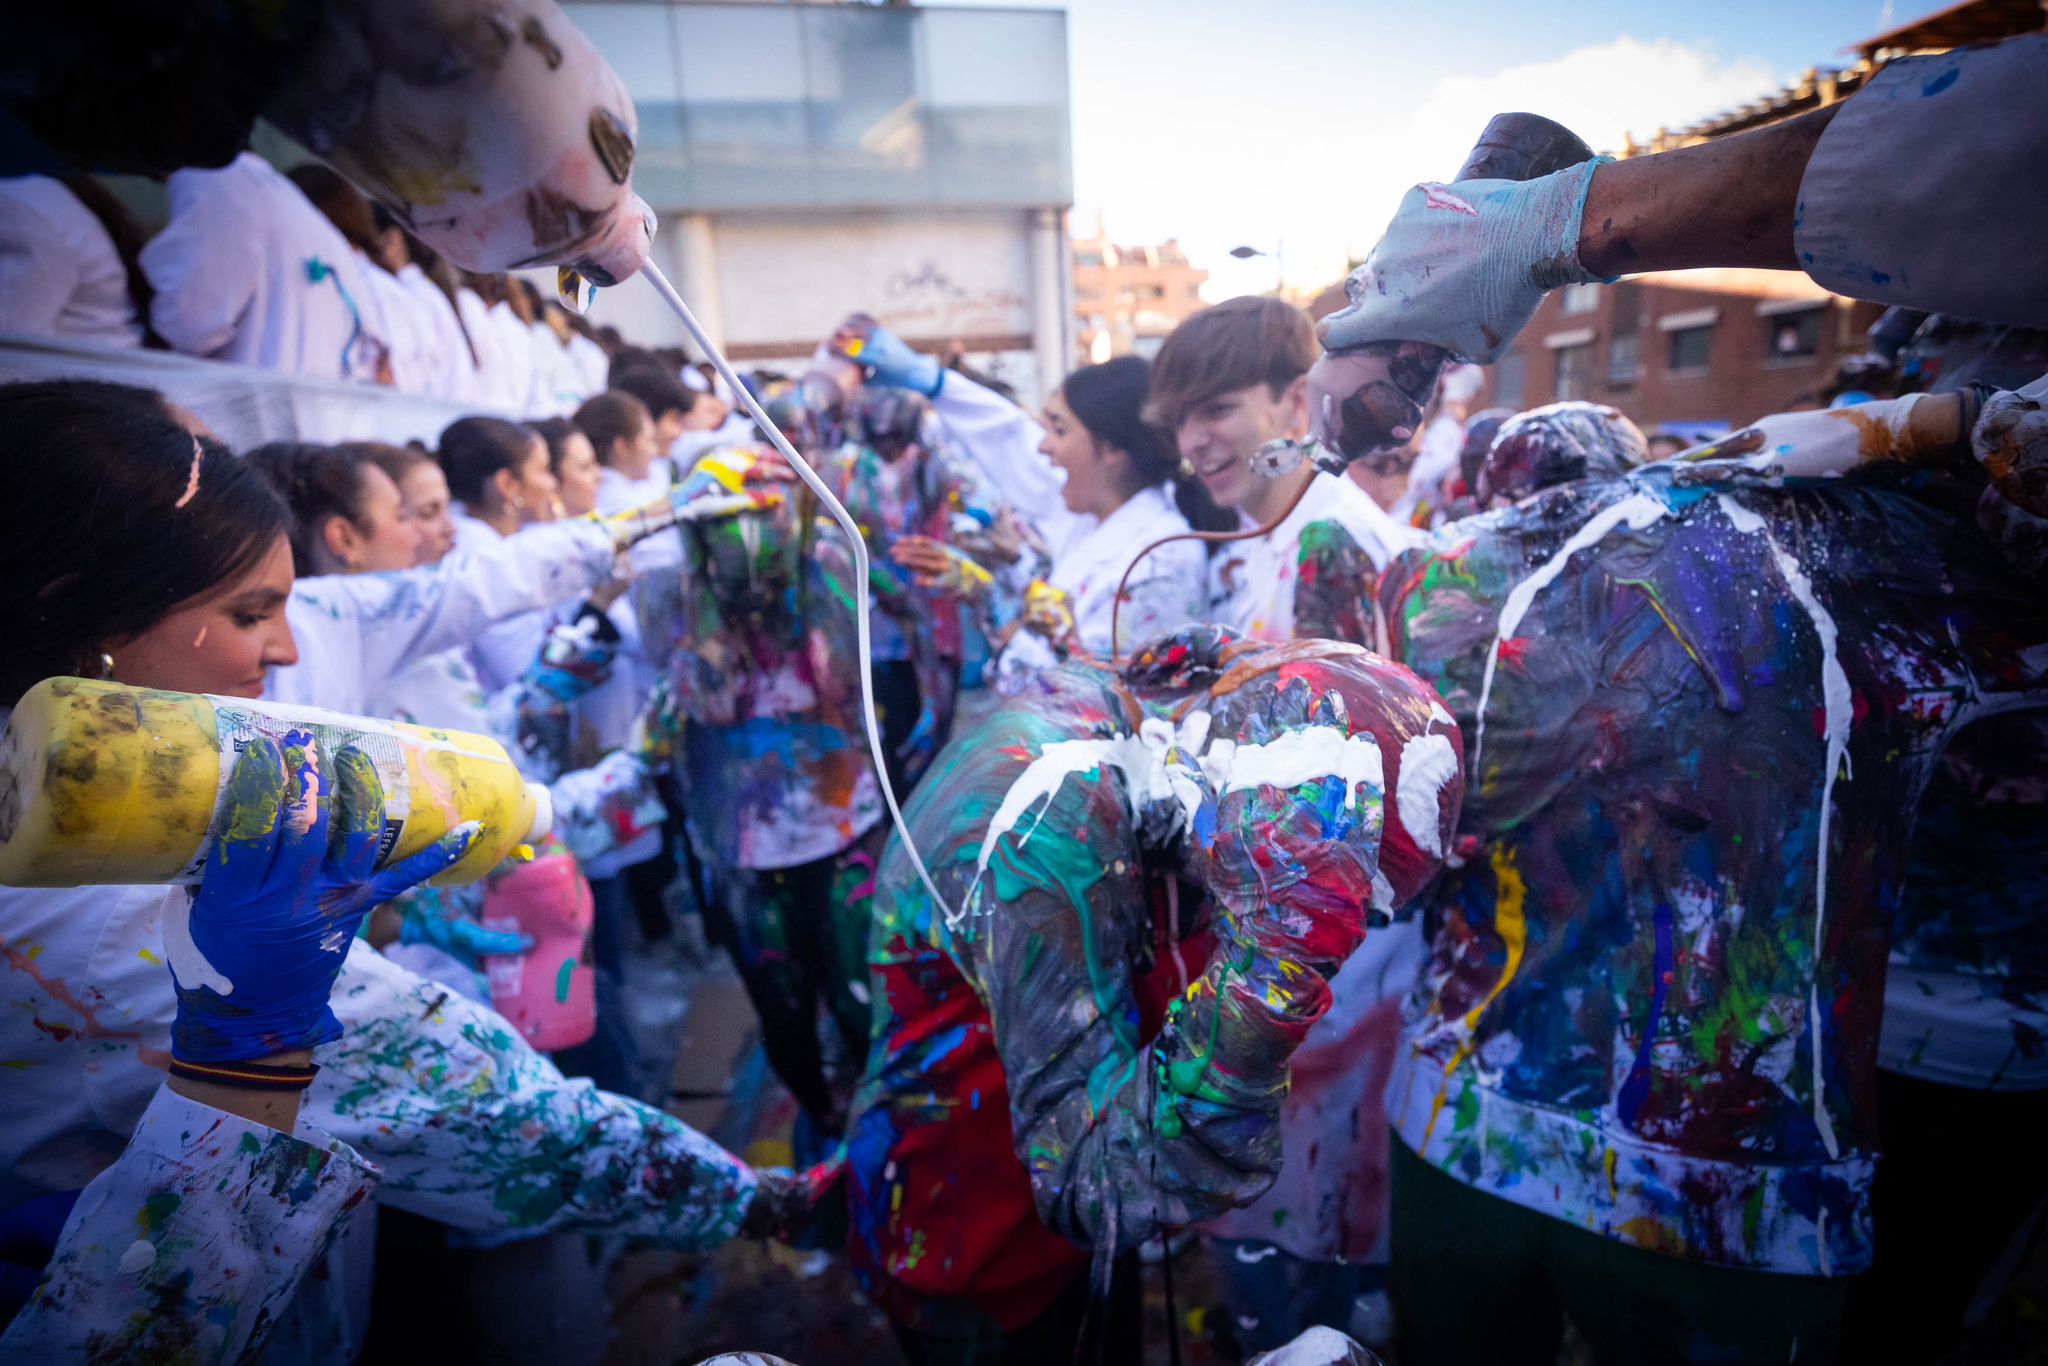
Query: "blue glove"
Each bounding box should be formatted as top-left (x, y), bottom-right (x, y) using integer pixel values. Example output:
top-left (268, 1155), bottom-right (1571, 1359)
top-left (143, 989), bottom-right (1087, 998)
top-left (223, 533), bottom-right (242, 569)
top-left (164, 734), bottom-right (480, 1063)
top-left (837, 317), bottom-right (943, 396)
top-left (522, 608), bottom-right (620, 704)
top-left (1317, 158), bottom-right (1611, 364)
top-left (396, 885), bottom-right (535, 962)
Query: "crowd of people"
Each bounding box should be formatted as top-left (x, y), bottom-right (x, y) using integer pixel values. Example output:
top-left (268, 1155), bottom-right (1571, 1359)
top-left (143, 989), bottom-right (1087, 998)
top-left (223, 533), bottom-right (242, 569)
top-left (0, 10), bottom-right (2044, 1366)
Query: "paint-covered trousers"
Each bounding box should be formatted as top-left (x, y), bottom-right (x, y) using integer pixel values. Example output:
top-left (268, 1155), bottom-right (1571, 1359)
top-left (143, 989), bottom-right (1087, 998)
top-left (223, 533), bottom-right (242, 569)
top-left (700, 824), bottom-right (889, 1129)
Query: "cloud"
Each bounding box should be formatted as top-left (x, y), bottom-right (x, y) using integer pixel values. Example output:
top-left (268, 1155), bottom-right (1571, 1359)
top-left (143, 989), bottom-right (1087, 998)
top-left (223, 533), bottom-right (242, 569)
top-left (1154, 36), bottom-right (1784, 302)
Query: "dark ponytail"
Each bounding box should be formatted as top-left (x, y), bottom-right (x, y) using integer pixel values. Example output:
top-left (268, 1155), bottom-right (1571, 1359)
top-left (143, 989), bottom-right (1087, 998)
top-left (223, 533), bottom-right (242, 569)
top-left (1059, 356), bottom-right (1235, 533)
top-left (0, 380), bottom-right (289, 703)
top-left (245, 442), bottom-right (377, 576)
top-left (438, 415), bottom-right (539, 508)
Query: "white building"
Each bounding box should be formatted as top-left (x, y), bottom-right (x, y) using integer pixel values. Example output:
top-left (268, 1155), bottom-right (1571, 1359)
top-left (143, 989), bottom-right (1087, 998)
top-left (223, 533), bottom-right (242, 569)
top-left (567, 1), bottom-right (1075, 401)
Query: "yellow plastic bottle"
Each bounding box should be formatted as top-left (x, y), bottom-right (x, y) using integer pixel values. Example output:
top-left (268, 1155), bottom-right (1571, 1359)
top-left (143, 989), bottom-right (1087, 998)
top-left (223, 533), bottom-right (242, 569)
top-left (0, 678), bottom-right (551, 888)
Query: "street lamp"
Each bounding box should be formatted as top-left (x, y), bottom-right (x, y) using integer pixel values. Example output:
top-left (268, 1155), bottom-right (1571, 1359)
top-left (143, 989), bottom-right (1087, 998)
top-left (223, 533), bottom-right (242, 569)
top-left (1228, 241), bottom-right (1285, 295)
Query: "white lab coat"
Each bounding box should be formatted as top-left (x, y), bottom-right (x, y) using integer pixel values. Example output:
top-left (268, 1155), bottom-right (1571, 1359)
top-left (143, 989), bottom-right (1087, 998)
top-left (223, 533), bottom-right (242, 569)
top-left (140, 153), bottom-right (384, 382)
top-left (529, 321), bottom-right (590, 415)
top-left (456, 287), bottom-right (524, 414)
top-left (0, 1085), bottom-right (375, 1365)
top-left (488, 300), bottom-right (546, 417)
top-left (567, 332), bottom-right (610, 395)
top-left (0, 176), bottom-right (144, 348)
top-left (1209, 472), bottom-right (1423, 642)
top-left (397, 263), bottom-right (481, 403)
top-left (996, 483), bottom-right (1209, 679)
top-left (360, 257), bottom-right (439, 395)
top-left (271, 518), bottom-right (615, 715)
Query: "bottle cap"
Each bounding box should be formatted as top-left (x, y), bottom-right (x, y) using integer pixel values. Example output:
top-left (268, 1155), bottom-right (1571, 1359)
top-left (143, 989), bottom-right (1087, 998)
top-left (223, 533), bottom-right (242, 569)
top-left (523, 782), bottom-right (554, 843)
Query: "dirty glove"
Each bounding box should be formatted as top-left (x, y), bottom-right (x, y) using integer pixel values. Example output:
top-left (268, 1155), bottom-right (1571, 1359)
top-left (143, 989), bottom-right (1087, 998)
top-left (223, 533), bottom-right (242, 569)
top-left (1318, 158), bottom-right (1611, 364)
top-left (166, 735), bottom-right (480, 1063)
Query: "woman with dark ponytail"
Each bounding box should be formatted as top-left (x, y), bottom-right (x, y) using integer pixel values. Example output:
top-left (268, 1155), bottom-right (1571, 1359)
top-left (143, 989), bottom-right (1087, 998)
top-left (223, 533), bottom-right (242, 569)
top-left (893, 354), bottom-right (1221, 678)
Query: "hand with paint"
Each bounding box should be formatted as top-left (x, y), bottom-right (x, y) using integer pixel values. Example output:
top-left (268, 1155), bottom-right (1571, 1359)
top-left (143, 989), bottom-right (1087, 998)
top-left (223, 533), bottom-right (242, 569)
top-left (1975, 376), bottom-right (2048, 518)
top-left (890, 535), bottom-right (992, 602)
top-left (166, 735), bottom-right (481, 1064)
top-left (395, 885), bottom-right (534, 964)
top-left (739, 1159), bottom-right (846, 1249)
top-left (1317, 160), bottom-right (1610, 365)
top-left (522, 607), bottom-right (620, 705)
top-left (828, 314), bottom-right (944, 397)
top-left (1019, 580), bottom-right (1079, 650)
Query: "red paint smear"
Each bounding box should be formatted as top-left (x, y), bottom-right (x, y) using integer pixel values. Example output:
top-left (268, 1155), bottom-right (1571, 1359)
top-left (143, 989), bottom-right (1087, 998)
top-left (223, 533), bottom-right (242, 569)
top-left (0, 939), bottom-right (173, 1070)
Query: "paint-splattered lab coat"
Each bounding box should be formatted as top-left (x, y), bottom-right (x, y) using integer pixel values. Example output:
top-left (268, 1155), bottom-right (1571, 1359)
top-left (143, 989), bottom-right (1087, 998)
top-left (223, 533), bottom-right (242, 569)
top-left (1378, 464), bottom-right (2048, 1275)
top-left (845, 634), bottom-right (1461, 1332)
top-left (1210, 472), bottom-right (1420, 644)
top-left (0, 1085), bottom-right (376, 1364)
top-left (0, 888), bottom-right (758, 1242)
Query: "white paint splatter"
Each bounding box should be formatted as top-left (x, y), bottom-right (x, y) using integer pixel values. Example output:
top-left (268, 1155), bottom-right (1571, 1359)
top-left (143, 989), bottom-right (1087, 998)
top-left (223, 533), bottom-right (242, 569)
top-left (1471, 492), bottom-right (1672, 778)
top-left (1209, 728), bottom-right (1384, 799)
top-left (161, 895), bottom-right (233, 996)
top-left (1395, 731), bottom-right (1459, 859)
top-left (1233, 1243), bottom-right (1281, 1264)
top-left (1718, 493), bottom-right (1850, 1160)
top-left (118, 1238), bottom-right (156, 1275)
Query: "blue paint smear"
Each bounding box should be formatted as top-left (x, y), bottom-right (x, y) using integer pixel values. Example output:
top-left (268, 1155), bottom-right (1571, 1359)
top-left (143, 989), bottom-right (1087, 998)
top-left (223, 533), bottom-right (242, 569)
top-left (1922, 68), bottom-right (1958, 97)
top-left (1616, 901), bottom-right (1674, 1129)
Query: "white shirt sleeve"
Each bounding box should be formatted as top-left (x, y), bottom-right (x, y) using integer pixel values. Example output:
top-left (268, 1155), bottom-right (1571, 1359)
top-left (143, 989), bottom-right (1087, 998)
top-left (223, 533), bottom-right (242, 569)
top-left (274, 520), bottom-right (615, 712)
top-left (932, 370), bottom-right (1086, 554)
top-left (0, 1085), bottom-right (377, 1366)
top-left (1796, 33), bottom-right (2048, 327)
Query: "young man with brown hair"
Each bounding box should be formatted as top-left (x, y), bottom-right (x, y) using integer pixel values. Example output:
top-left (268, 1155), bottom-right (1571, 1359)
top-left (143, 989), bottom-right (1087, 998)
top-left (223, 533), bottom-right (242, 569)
top-left (1146, 294), bottom-right (1417, 644)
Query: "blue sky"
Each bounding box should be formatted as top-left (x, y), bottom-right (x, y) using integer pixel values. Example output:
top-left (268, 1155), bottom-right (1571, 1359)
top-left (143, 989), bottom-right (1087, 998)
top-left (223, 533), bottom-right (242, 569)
top-left (945, 0), bottom-right (1928, 297)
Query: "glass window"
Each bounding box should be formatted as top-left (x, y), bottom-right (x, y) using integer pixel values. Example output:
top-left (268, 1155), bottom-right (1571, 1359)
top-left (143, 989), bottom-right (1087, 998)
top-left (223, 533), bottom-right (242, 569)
top-left (673, 5), bottom-right (812, 207)
top-left (1668, 325), bottom-right (1713, 372)
top-left (1493, 348), bottom-right (1526, 409)
top-left (1560, 283), bottom-right (1600, 316)
top-left (1555, 343), bottom-right (1591, 400)
top-left (571, 4), bottom-right (687, 206)
top-left (1768, 309), bottom-right (1823, 361)
top-left (1607, 331), bottom-right (1639, 385)
top-left (802, 5), bottom-right (926, 204)
top-left (921, 9), bottom-right (1071, 205)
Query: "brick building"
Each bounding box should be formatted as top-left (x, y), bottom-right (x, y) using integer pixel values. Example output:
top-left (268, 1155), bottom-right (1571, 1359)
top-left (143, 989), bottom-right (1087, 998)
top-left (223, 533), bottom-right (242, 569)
top-left (1073, 216), bottom-right (1209, 361)
top-left (1473, 272), bottom-right (1885, 441)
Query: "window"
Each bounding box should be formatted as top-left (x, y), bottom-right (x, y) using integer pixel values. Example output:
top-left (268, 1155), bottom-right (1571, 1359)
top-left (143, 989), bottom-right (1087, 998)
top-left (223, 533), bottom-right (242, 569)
top-left (1667, 325), bottom-right (1713, 373)
top-left (1074, 251), bottom-right (1104, 269)
top-left (1555, 343), bottom-right (1592, 400)
top-left (1560, 282), bottom-right (1600, 317)
top-left (1493, 349), bottom-right (1526, 409)
top-left (1607, 332), bottom-right (1639, 385)
top-left (1768, 309), bottom-right (1822, 361)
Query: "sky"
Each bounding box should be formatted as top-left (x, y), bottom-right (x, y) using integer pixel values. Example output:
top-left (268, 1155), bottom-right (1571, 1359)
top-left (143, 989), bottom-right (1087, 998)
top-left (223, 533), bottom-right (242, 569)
top-left (945, 0), bottom-right (1928, 300)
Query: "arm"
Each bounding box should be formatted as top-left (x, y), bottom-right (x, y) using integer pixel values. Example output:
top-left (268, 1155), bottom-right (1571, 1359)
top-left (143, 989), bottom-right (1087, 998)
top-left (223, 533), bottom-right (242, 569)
top-left (931, 370), bottom-right (1084, 554)
top-left (281, 519), bottom-right (615, 705)
top-left (138, 175), bottom-right (257, 358)
top-left (315, 942), bottom-right (759, 1249)
top-left (0, 1085), bottom-right (378, 1366)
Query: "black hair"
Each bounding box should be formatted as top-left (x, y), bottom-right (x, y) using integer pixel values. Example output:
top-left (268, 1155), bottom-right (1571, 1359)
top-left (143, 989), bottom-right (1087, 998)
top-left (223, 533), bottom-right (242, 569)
top-left (609, 360), bottom-right (694, 422)
top-left (1061, 356), bottom-right (1235, 533)
top-left (0, 379), bottom-right (290, 704)
top-left (245, 442), bottom-right (379, 575)
top-left (574, 391), bottom-right (653, 468)
top-left (438, 415), bottom-right (540, 507)
top-left (532, 417), bottom-right (588, 478)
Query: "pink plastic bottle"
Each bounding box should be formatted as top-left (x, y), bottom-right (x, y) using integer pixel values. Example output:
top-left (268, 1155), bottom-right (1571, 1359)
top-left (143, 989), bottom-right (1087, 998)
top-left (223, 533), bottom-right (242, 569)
top-left (481, 844), bottom-right (596, 1052)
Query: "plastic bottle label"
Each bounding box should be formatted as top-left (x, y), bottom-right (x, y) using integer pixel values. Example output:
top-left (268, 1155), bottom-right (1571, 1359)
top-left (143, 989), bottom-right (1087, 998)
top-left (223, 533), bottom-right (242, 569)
top-left (183, 696), bottom-right (419, 880)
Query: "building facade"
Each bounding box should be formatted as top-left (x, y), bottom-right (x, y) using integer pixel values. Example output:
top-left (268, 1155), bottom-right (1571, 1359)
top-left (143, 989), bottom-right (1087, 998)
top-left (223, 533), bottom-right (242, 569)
top-left (564, 1), bottom-right (1075, 400)
top-left (1474, 272), bottom-right (1885, 441)
top-left (1072, 218), bottom-right (1209, 361)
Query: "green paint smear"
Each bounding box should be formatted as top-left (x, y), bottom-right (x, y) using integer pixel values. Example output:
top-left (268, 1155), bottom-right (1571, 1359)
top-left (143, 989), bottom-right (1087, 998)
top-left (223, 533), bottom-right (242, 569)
top-left (555, 958), bottom-right (575, 1004)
